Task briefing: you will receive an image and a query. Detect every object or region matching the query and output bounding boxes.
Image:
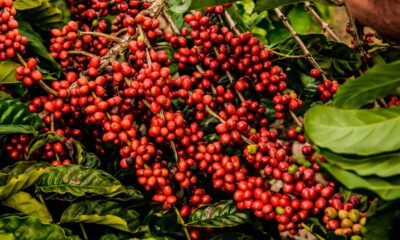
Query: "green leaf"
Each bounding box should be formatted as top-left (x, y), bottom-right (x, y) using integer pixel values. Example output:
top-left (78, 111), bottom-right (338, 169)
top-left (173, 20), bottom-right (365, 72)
top-left (1, 191), bottom-right (53, 224)
top-left (305, 106), bottom-right (400, 156)
top-left (320, 148), bottom-right (400, 177)
top-left (168, 0), bottom-right (191, 14)
top-left (14, 0), bottom-right (43, 10)
top-left (318, 161), bottom-right (400, 201)
top-left (132, 235), bottom-right (174, 240)
top-left (27, 133), bottom-right (65, 158)
top-left (187, 200), bottom-right (249, 228)
top-left (0, 92), bottom-right (13, 100)
top-left (17, 1), bottom-right (66, 30)
top-left (0, 99), bottom-right (44, 135)
top-left (60, 200), bottom-right (142, 233)
top-left (0, 60), bottom-right (20, 84)
top-left (211, 232), bottom-right (255, 240)
top-left (273, 34), bottom-right (361, 78)
top-left (333, 61), bottom-right (400, 108)
top-left (189, 0), bottom-right (235, 10)
top-left (0, 231), bottom-right (14, 240)
top-left (287, 5), bottom-right (319, 34)
top-left (365, 201), bottom-right (400, 240)
top-left (99, 233), bottom-right (132, 240)
top-left (36, 165), bottom-right (143, 201)
top-left (254, 0), bottom-right (304, 12)
top-left (0, 215), bottom-right (79, 240)
top-left (50, 0), bottom-right (71, 23)
top-left (73, 140), bottom-right (101, 168)
top-left (0, 161), bottom-right (50, 200)
top-left (18, 19), bottom-right (62, 77)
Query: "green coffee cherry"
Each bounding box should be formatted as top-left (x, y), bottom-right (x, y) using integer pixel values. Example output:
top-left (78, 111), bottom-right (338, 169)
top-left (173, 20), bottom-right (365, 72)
top-left (341, 218), bottom-right (354, 228)
top-left (349, 209), bottom-right (360, 223)
top-left (350, 235), bottom-right (362, 240)
top-left (246, 144), bottom-right (258, 154)
top-left (338, 210), bottom-right (348, 220)
top-left (360, 217), bottom-right (367, 225)
top-left (275, 206), bottom-right (285, 215)
top-left (288, 164), bottom-right (298, 175)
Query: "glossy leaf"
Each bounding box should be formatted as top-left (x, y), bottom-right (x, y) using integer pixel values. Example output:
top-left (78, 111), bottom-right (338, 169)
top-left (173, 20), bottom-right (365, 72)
top-left (132, 236), bottom-right (174, 240)
top-left (365, 201), bottom-right (400, 240)
top-left (168, 0), bottom-right (191, 13)
top-left (0, 92), bottom-right (13, 100)
top-left (0, 60), bottom-right (20, 84)
top-left (0, 231), bottom-right (14, 240)
top-left (305, 106), bottom-right (400, 155)
top-left (187, 200), bottom-right (249, 228)
top-left (0, 215), bottom-right (79, 240)
top-left (17, 1), bottom-right (66, 30)
top-left (334, 61), bottom-right (400, 108)
top-left (0, 99), bottom-right (44, 135)
top-left (14, 0), bottom-right (42, 10)
top-left (273, 34), bottom-right (361, 78)
top-left (0, 162), bottom-right (50, 200)
top-left (27, 133), bottom-right (65, 158)
top-left (36, 165), bottom-right (143, 200)
top-left (74, 140), bottom-right (101, 168)
top-left (60, 200), bottom-right (142, 233)
top-left (99, 233), bottom-right (132, 240)
top-left (18, 19), bottom-right (62, 77)
top-left (254, 0), bottom-right (304, 12)
top-left (211, 232), bottom-right (255, 240)
top-left (320, 148), bottom-right (400, 177)
top-left (1, 191), bottom-right (53, 224)
top-left (189, 0), bottom-right (234, 10)
top-left (318, 161), bottom-right (400, 201)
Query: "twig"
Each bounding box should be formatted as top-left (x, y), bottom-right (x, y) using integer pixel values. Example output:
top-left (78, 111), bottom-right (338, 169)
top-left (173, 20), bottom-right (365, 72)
top-left (223, 9), bottom-right (240, 35)
top-left (174, 207), bottom-right (191, 240)
top-left (79, 223), bottom-right (89, 240)
top-left (304, 2), bottom-right (340, 42)
top-left (38, 80), bottom-right (58, 96)
top-left (79, 31), bottom-right (122, 42)
top-left (289, 110), bottom-right (303, 127)
top-left (274, 8), bottom-right (327, 81)
top-left (163, 8), bottom-right (180, 35)
top-left (271, 50), bottom-right (305, 59)
top-left (343, 4), bottom-right (369, 66)
top-left (67, 50), bottom-right (97, 58)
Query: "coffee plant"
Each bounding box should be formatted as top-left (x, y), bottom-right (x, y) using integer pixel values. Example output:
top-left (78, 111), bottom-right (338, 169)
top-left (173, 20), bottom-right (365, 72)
top-left (0, 0), bottom-right (399, 239)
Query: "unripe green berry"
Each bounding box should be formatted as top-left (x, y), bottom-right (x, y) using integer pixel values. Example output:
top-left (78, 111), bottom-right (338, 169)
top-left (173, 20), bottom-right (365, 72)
top-left (341, 218), bottom-right (354, 228)
top-left (349, 209), bottom-right (360, 223)
top-left (360, 217), bottom-right (367, 225)
top-left (350, 235), bottom-right (362, 240)
top-left (246, 144), bottom-right (258, 154)
top-left (288, 164), bottom-right (298, 175)
top-left (275, 206), bottom-right (285, 215)
top-left (338, 210), bottom-right (349, 220)
top-left (250, 128), bottom-right (257, 134)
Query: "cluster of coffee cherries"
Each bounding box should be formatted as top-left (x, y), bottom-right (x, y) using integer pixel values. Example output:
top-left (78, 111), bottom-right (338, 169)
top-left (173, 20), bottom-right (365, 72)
top-left (324, 205), bottom-right (366, 240)
top-left (5, 134), bottom-right (30, 161)
top-left (0, 0), bottom-right (28, 60)
top-left (16, 58), bottom-right (43, 86)
top-left (317, 80), bottom-right (340, 102)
